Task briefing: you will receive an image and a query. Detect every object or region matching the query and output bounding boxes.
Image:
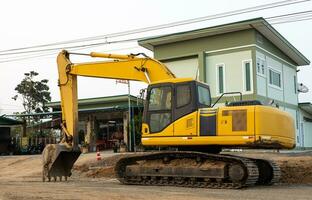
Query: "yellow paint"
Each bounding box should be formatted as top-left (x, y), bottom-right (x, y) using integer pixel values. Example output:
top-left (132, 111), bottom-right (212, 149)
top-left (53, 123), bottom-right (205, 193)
top-left (142, 123), bottom-right (174, 137)
top-left (173, 111), bottom-right (198, 136)
top-left (150, 78), bottom-right (194, 84)
top-left (57, 50), bottom-right (175, 144)
top-left (57, 50), bottom-right (295, 150)
top-left (217, 106), bottom-right (254, 136)
top-left (254, 106), bottom-right (295, 143)
top-left (141, 135), bottom-right (294, 149)
top-left (142, 105), bottom-right (295, 149)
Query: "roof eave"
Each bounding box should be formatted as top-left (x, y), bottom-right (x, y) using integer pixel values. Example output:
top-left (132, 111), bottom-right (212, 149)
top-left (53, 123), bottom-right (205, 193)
top-left (299, 102), bottom-right (312, 115)
top-left (139, 18), bottom-right (310, 66)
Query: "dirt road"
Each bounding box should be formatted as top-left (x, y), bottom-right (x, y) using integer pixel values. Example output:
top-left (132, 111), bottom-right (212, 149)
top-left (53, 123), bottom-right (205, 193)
top-left (0, 152), bottom-right (311, 200)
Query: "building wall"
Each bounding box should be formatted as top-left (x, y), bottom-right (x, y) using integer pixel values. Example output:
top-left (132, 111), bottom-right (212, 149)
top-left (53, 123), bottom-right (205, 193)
top-left (299, 109), bottom-right (312, 148)
top-left (205, 50), bottom-right (253, 98)
top-left (150, 28), bottom-right (308, 148)
top-left (255, 50), bottom-right (298, 105)
top-left (154, 29), bottom-right (256, 60)
top-left (255, 49), bottom-right (300, 146)
top-left (163, 57), bottom-right (198, 78)
top-left (303, 122), bottom-right (312, 147)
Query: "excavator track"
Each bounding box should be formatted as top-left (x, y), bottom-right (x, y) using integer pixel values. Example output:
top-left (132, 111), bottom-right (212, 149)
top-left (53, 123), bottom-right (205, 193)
top-left (115, 151), bottom-right (259, 189)
top-left (224, 154), bottom-right (281, 186)
top-left (254, 158), bottom-right (281, 185)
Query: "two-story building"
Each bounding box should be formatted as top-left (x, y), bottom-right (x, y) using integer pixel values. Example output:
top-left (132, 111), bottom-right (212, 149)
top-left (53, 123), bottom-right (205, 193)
top-left (138, 18), bottom-right (310, 148)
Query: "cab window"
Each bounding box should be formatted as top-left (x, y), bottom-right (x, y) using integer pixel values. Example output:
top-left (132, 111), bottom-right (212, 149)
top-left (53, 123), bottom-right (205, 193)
top-left (198, 85), bottom-right (211, 106)
top-left (176, 84), bottom-right (191, 108)
top-left (148, 86), bottom-right (172, 133)
top-left (148, 86), bottom-right (172, 111)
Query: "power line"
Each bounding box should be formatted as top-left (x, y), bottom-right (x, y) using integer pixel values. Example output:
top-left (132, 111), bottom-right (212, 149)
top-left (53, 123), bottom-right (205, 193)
top-left (0, 0), bottom-right (309, 54)
top-left (267, 10), bottom-right (312, 20)
top-left (0, 38), bottom-right (138, 56)
top-left (0, 5), bottom-right (310, 61)
top-left (0, 13), bottom-right (311, 63)
top-left (271, 16), bottom-right (312, 24)
top-left (0, 45), bottom-right (142, 63)
top-left (0, 9), bottom-right (309, 59)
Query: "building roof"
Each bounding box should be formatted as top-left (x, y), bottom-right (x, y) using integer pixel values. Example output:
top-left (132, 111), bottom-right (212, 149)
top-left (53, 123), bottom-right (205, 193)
top-left (6, 95), bottom-right (143, 118)
top-left (0, 116), bottom-right (23, 126)
top-left (6, 105), bottom-right (135, 117)
top-left (46, 94), bottom-right (140, 109)
top-left (139, 18), bottom-right (309, 66)
top-left (299, 102), bottom-right (312, 115)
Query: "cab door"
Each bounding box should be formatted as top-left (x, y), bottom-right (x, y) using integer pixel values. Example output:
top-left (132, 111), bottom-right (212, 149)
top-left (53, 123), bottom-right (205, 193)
top-left (173, 82), bottom-right (197, 136)
top-left (145, 84), bottom-right (174, 136)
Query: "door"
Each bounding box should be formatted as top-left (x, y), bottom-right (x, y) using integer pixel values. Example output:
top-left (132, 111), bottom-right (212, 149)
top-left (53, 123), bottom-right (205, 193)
top-left (146, 85), bottom-right (173, 136)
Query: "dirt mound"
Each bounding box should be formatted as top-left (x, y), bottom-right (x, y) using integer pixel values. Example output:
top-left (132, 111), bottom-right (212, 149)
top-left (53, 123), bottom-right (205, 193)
top-left (73, 153), bottom-right (130, 178)
top-left (277, 156), bottom-right (312, 184)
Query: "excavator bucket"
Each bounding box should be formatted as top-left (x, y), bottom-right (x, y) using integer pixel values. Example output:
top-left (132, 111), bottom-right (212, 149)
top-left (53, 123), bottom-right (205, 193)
top-left (42, 144), bottom-right (81, 181)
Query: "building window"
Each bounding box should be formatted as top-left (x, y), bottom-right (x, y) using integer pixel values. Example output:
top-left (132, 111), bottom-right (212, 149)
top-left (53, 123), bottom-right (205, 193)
top-left (216, 64), bottom-right (225, 94)
top-left (256, 57), bottom-right (266, 76)
top-left (268, 68), bottom-right (282, 89)
top-left (243, 60), bottom-right (252, 92)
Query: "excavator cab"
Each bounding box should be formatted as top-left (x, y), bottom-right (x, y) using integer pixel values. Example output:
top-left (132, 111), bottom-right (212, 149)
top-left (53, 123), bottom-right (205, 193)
top-left (142, 79), bottom-right (211, 136)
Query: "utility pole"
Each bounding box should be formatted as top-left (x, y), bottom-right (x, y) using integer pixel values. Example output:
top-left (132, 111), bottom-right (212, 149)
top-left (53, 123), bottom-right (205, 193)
top-left (127, 81), bottom-right (132, 152)
top-left (116, 79), bottom-right (132, 152)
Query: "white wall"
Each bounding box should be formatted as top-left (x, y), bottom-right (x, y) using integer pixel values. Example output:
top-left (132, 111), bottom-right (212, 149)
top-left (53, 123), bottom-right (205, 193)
top-left (303, 121), bottom-right (312, 147)
top-left (266, 56), bottom-right (284, 101)
top-left (256, 50), bottom-right (298, 105)
top-left (256, 51), bottom-right (267, 97)
top-left (283, 65), bottom-right (298, 105)
top-left (206, 50), bottom-right (252, 98)
top-left (163, 57), bottom-right (198, 79)
top-left (299, 109), bottom-right (312, 147)
top-left (284, 107), bottom-right (300, 146)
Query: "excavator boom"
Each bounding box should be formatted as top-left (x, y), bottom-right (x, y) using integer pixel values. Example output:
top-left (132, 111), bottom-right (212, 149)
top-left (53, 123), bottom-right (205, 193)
top-left (42, 50), bottom-right (175, 181)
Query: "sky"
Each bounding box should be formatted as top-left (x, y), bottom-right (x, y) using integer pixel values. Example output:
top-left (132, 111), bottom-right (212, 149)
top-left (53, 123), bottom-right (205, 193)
top-left (0, 0), bottom-right (311, 114)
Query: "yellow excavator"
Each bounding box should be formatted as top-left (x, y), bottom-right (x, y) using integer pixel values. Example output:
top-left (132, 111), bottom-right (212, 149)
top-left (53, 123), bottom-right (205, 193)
top-left (42, 50), bottom-right (295, 188)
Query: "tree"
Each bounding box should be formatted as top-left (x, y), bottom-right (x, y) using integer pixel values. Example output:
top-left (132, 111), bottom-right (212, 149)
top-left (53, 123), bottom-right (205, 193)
top-left (12, 71), bottom-right (51, 124)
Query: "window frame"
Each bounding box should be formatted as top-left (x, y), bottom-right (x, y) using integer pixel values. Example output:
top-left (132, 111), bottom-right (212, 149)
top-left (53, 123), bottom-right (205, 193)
top-left (242, 59), bottom-right (253, 93)
top-left (146, 84), bottom-right (173, 134)
top-left (216, 63), bottom-right (226, 95)
top-left (256, 56), bottom-right (266, 77)
top-left (294, 75), bottom-right (297, 94)
top-left (147, 86), bottom-right (172, 111)
top-left (175, 84), bottom-right (191, 109)
top-left (268, 67), bottom-right (283, 90)
top-left (197, 85), bottom-right (211, 107)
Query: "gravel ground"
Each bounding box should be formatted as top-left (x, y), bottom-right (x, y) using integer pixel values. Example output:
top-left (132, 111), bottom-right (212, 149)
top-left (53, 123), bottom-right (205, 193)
top-left (0, 151), bottom-right (311, 200)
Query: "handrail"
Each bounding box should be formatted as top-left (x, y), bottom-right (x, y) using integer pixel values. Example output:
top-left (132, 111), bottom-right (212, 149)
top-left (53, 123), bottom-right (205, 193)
top-left (211, 92), bottom-right (243, 107)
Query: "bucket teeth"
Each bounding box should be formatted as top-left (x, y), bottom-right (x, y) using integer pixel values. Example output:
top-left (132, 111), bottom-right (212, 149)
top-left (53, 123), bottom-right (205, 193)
top-left (42, 144), bottom-right (80, 182)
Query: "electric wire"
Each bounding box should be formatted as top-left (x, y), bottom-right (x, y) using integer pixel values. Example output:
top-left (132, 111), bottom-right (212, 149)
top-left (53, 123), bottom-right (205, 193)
top-left (0, 0), bottom-right (309, 55)
top-left (0, 6), bottom-right (310, 62)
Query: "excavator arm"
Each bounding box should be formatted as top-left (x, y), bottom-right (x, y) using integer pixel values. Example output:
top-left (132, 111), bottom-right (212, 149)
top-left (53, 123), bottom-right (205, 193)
top-left (42, 50), bottom-right (175, 181)
top-left (57, 50), bottom-right (175, 148)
